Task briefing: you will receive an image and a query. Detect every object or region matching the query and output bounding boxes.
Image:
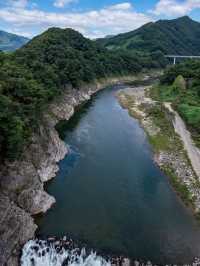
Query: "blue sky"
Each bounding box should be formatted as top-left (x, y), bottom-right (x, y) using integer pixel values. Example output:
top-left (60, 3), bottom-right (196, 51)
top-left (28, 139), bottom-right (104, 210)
top-left (0, 0), bottom-right (199, 38)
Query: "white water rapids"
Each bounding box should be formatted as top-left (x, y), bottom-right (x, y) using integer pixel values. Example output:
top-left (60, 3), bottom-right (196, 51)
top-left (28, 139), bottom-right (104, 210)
top-left (20, 237), bottom-right (200, 266)
top-left (21, 239), bottom-right (112, 266)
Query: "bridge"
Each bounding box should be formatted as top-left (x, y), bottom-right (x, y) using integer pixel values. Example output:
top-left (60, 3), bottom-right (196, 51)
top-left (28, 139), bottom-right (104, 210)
top-left (165, 55), bottom-right (200, 65)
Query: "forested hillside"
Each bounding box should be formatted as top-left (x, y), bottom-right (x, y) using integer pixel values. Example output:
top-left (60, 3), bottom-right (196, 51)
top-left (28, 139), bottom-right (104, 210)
top-left (0, 27), bottom-right (163, 161)
top-left (0, 30), bottom-right (29, 51)
top-left (152, 60), bottom-right (200, 147)
top-left (97, 16), bottom-right (200, 56)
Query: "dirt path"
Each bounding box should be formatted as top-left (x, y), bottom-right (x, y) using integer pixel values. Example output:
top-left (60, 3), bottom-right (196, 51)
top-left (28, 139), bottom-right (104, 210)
top-left (164, 102), bottom-right (200, 179)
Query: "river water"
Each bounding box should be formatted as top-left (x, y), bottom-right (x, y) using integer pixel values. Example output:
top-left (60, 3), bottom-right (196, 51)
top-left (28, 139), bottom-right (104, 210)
top-left (26, 85), bottom-right (200, 264)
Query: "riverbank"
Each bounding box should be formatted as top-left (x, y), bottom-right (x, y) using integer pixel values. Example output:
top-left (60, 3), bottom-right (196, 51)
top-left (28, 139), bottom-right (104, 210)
top-left (0, 75), bottom-right (148, 266)
top-left (117, 86), bottom-right (200, 215)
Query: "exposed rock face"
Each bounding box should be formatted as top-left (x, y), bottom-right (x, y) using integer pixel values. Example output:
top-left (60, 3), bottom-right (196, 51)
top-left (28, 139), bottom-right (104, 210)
top-left (0, 77), bottom-right (135, 265)
top-left (0, 195), bottom-right (37, 266)
top-left (36, 126), bottom-right (68, 183)
top-left (18, 189), bottom-right (56, 214)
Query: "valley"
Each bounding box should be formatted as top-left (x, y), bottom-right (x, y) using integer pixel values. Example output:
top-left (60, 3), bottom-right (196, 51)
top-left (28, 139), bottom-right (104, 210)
top-left (0, 14), bottom-right (200, 266)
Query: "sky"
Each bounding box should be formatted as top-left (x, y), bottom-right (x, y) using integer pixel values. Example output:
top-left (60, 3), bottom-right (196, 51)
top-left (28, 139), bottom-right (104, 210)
top-left (0, 0), bottom-right (200, 39)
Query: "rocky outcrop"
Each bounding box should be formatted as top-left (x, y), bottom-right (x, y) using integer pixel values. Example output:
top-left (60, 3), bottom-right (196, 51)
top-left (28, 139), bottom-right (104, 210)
top-left (18, 189), bottom-right (56, 214)
top-left (0, 76), bottom-right (136, 265)
top-left (0, 195), bottom-right (37, 266)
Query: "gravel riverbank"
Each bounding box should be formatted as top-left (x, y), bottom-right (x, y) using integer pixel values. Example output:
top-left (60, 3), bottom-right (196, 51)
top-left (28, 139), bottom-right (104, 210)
top-left (117, 86), bottom-right (200, 214)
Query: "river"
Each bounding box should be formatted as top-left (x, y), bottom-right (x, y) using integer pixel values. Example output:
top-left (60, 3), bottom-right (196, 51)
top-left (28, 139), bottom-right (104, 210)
top-left (23, 84), bottom-right (200, 265)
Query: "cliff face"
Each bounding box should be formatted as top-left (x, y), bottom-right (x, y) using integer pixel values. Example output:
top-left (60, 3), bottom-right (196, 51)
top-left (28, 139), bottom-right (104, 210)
top-left (0, 77), bottom-right (135, 265)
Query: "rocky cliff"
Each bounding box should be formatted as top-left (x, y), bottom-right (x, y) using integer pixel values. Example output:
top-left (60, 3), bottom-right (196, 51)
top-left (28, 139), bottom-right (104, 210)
top-left (0, 77), bottom-right (135, 265)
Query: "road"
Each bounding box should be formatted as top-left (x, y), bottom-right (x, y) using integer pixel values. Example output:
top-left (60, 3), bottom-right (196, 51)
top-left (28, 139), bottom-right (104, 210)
top-left (164, 102), bottom-right (200, 179)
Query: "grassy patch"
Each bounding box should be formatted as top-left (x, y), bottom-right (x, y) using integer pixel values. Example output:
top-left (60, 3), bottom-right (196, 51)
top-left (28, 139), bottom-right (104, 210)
top-left (145, 104), bottom-right (180, 152)
top-left (147, 104), bottom-right (171, 129)
top-left (150, 84), bottom-right (180, 102)
top-left (195, 212), bottom-right (200, 221)
top-left (177, 103), bottom-right (200, 148)
top-left (148, 134), bottom-right (171, 152)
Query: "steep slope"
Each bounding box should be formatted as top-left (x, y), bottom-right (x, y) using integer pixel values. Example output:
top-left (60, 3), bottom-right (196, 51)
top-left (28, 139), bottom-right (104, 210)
top-left (0, 30), bottom-right (29, 51)
top-left (97, 16), bottom-right (200, 55)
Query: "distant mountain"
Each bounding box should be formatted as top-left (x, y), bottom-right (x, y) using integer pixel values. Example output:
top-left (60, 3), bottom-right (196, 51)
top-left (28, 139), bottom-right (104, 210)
top-left (97, 16), bottom-right (200, 55)
top-left (0, 30), bottom-right (29, 51)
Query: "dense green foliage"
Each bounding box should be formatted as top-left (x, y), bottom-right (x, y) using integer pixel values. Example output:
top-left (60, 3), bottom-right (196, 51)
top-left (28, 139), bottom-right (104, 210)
top-left (97, 16), bottom-right (200, 56)
top-left (0, 27), bottom-right (163, 161)
top-left (14, 28), bottom-right (146, 88)
top-left (0, 30), bottom-right (29, 51)
top-left (152, 60), bottom-right (200, 146)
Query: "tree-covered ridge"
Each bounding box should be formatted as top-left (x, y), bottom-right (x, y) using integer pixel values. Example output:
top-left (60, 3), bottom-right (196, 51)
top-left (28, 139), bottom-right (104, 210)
top-left (0, 30), bottom-right (29, 52)
top-left (0, 27), bottom-right (164, 161)
top-left (152, 60), bottom-right (200, 147)
top-left (14, 28), bottom-right (142, 89)
top-left (97, 16), bottom-right (200, 56)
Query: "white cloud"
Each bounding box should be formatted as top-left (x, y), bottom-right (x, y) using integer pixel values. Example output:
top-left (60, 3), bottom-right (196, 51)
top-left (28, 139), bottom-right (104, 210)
top-left (151, 0), bottom-right (200, 16)
top-left (108, 2), bottom-right (132, 10)
top-left (54, 0), bottom-right (78, 8)
top-left (6, 0), bottom-right (28, 9)
top-left (0, 2), bottom-right (153, 38)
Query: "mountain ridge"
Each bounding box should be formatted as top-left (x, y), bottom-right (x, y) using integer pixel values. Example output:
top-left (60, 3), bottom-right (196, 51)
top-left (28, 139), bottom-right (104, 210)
top-left (97, 16), bottom-right (200, 56)
top-left (0, 30), bottom-right (29, 51)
